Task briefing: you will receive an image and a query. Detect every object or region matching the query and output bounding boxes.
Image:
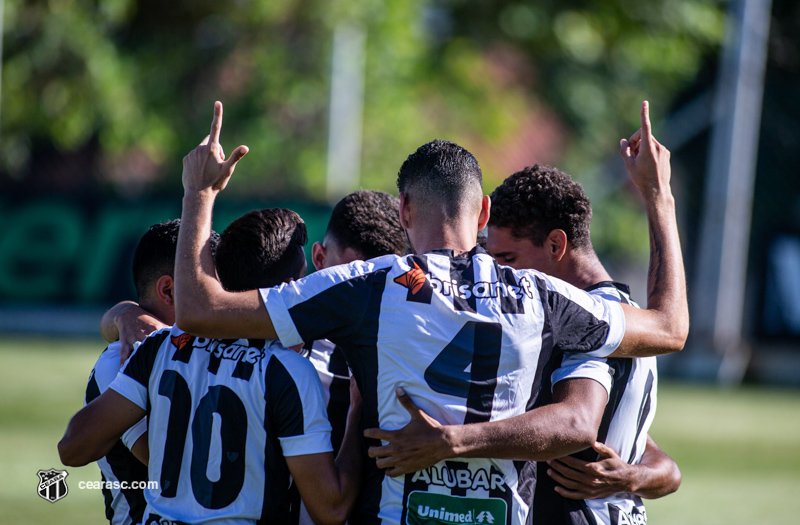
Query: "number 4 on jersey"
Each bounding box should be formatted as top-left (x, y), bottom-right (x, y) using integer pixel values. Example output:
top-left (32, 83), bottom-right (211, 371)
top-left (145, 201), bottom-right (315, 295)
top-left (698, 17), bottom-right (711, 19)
top-left (424, 321), bottom-right (502, 424)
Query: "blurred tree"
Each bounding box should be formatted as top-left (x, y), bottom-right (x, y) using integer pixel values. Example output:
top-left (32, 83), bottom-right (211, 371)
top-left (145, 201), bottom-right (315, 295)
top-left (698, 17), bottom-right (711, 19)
top-left (0, 0), bottom-right (726, 258)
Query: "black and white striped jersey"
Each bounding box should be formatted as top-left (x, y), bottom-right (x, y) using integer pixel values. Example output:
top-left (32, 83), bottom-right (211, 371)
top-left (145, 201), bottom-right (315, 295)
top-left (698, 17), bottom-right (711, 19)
top-left (85, 342), bottom-right (148, 525)
top-left (297, 339), bottom-right (352, 525)
top-left (260, 246), bottom-right (625, 525)
top-left (533, 282), bottom-right (657, 525)
top-left (109, 326), bottom-right (333, 524)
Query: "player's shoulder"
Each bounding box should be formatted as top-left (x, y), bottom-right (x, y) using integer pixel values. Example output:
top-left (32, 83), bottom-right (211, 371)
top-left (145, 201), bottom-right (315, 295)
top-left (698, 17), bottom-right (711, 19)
top-left (585, 281), bottom-right (640, 308)
top-left (267, 341), bottom-right (323, 381)
top-left (89, 341), bottom-right (123, 397)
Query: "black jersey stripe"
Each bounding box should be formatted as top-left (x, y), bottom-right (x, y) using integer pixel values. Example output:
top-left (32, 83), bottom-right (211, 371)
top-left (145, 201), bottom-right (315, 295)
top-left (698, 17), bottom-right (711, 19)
top-left (628, 369), bottom-right (655, 464)
top-left (265, 356), bottom-right (305, 438)
top-left (260, 354), bottom-right (299, 525)
top-left (104, 441), bottom-right (149, 524)
top-left (86, 367), bottom-right (102, 404)
top-left (327, 345), bottom-right (351, 455)
top-left (339, 270), bottom-right (388, 525)
top-left (449, 253), bottom-right (477, 313)
top-left (123, 330), bottom-right (170, 387)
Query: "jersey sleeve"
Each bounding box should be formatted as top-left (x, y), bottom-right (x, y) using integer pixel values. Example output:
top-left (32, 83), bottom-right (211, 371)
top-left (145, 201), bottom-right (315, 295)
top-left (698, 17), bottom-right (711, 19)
top-left (534, 273), bottom-right (625, 358)
top-left (551, 353), bottom-right (614, 400)
top-left (265, 348), bottom-right (334, 457)
top-left (85, 343), bottom-right (122, 405)
top-left (260, 259), bottom-right (394, 348)
top-left (121, 417), bottom-right (148, 450)
top-left (109, 329), bottom-right (169, 410)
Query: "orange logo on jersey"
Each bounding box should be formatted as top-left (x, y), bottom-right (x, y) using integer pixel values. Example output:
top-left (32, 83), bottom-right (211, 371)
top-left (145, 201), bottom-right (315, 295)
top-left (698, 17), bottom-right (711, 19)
top-left (170, 333), bottom-right (193, 350)
top-left (394, 262), bottom-right (427, 294)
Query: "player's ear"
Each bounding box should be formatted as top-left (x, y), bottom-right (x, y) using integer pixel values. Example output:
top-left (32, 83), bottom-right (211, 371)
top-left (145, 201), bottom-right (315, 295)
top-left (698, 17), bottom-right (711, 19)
top-left (547, 229), bottom-right (568, 261)
top-left (312, 242), bottom-right (326, 271)
top-left (155, 275), bottom-right (174, 306)
top-left (398, 192), bottom-right (411, 229)
top-left (477, 195), bottom-right (491, 231)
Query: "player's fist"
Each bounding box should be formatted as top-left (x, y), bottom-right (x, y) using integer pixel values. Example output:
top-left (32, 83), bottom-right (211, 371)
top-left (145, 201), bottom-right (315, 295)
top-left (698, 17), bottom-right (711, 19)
top-left (182, 101), bottom-right (249, 194)
top-left (619, 101), bottom-right (672, 198)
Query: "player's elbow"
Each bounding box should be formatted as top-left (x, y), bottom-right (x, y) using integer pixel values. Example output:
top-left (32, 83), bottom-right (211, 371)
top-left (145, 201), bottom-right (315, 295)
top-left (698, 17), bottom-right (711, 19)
top-left (308, 503), bottom-right (350, 525)
top-left (58, 436), bottom-right (90, 467)
top-left (665, 462), bottom-right (682, 496)
top-left (174, 297), bottom-right (209, 335)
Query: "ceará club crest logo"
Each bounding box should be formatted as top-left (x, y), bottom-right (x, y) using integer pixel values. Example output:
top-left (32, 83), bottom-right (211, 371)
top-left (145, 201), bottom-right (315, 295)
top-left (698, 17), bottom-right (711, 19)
top-left (37, 468), bottom-right (69, 503)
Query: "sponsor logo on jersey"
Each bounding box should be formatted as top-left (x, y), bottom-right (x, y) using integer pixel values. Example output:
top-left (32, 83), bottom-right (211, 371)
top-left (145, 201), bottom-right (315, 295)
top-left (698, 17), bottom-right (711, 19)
top-left (395, 262), bottom-right (428, 294)
top-left (406, 491), bottom-right (507, 525)
top-left (608, 503), bottom-right (647, 525)
top-left (410, 465), bottom-right (507, 493)
top-left (37, 468), bottom-right (68, 503)
top-left (191, 337), bottom-right (266, 364)
top-left (170, 333), bottom-right (193, 351)
top-left (428, 275), bottom-right (535, 301)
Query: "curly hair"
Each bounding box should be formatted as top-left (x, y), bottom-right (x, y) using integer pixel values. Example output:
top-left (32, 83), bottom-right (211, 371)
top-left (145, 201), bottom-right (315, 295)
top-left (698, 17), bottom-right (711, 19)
top-left (326, 190), bottom-right (407, 259)
top-left (489, 165), bottom-right (593, 249)
top-left (215, 208), bottom-right (308, 292)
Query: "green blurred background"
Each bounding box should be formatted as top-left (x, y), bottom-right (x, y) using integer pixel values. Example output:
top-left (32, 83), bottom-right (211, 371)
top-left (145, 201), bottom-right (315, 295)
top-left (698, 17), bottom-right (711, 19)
top-left (2, 0), bottom-right (800, 522)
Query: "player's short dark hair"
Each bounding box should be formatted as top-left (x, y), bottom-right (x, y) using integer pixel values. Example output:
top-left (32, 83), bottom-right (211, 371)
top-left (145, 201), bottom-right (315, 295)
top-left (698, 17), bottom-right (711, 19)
top-left (215, 208), bottom-right (308, 292)
top-left (326, 190), bottom-right (407, 259)
top-left (489, 164), bottom-right (593, 249)
top-left (397, 140), bottom-right (483, 219)
top-left (132, 219), bottom-right (220, 301)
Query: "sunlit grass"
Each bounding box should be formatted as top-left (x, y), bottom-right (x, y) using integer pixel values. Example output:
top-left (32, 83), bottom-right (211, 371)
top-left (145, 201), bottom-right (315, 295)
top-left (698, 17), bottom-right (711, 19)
top-left (1, 337), bottom-right (798, 524)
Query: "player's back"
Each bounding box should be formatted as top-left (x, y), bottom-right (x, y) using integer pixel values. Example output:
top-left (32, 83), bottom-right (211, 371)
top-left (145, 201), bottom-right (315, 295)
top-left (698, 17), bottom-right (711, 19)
top-left (110, 326), bottom-right (333, 525)
top-left (262, 247), bottom-right (625, 525)
top-left (531, 282), bottom-right (657, 525)
top-left (86, 342), bottom-right (149, 525)
top-left (583, 282), bottom-right (657, 525)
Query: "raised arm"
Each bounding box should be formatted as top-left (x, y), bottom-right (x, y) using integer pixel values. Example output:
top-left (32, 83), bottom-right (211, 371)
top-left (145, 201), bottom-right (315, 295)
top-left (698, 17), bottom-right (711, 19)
top-left (366, 378), bottom-right (607, 477)
top-left (174, 102), bottom-right (276, 340)
top-left (546, 434), bottom-right (681, 500)
top-left (612, 101), bottom-right (689, 358)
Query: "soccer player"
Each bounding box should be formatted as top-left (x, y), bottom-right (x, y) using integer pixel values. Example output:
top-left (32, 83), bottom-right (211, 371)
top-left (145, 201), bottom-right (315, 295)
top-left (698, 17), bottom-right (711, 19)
top-left (486, 164), bottom-right (681, 524)
top-left (362, 102), bottom-right (683, 525)
top-left (85, 219), bottom-right (205, 525)
top-left (166, 101), bottom-right (687, 524)
top-left (304, 189), bottom-right (407, 454)
top-left (60, 208), bottom-right (363, 525)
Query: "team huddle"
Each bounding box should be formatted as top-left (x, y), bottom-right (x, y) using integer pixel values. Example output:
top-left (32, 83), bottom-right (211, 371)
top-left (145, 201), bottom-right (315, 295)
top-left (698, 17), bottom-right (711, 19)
top-left (59, 100), bottom-right (688, 525)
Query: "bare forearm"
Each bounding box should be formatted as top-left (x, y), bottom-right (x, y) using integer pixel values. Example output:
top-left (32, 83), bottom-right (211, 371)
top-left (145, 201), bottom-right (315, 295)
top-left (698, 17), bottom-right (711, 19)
top-left (332, 408), bottom-right (363, 515)
top-left (629, 437), bottom-right (681, 499)
top-left (446, 405), bottom-right (596, 462)
top-left (100, 302), bottom-right (131, 343)
top-left (174, 191), bottom-right (276, 339)
top-left (642, 190), bottom-right (689, 350)
top-left (615, 194), bottom-right (688, 358)
top-left (59, 411), bottom-right (120, 467)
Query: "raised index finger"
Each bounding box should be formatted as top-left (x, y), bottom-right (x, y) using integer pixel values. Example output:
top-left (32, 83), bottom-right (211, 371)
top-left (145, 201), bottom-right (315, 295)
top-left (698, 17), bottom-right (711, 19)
top-left (210, 101), bottom-right (223, 144)
top-left (640, 100), bottom-right (652, 143)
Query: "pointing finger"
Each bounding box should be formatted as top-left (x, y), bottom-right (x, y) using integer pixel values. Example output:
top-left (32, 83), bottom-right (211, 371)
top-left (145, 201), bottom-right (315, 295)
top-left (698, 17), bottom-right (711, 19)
top-left (640, 100), bottom-right (652, 143)
top-left (210, 101), bottom-right (223, 145)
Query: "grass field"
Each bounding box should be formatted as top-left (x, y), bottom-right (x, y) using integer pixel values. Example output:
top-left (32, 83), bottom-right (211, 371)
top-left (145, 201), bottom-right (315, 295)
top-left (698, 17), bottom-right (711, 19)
top-left (2, 336), bottom-right (799, 524)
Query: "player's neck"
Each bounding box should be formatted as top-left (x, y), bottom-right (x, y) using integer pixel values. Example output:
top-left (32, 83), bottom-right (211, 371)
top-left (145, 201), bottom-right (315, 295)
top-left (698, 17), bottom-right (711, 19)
top-left (561, 248), bottom-right (613, 290)
top-left (408, 224), bottom-right (478, 257)
top-left (139, 299), bottom-right (175, 328)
